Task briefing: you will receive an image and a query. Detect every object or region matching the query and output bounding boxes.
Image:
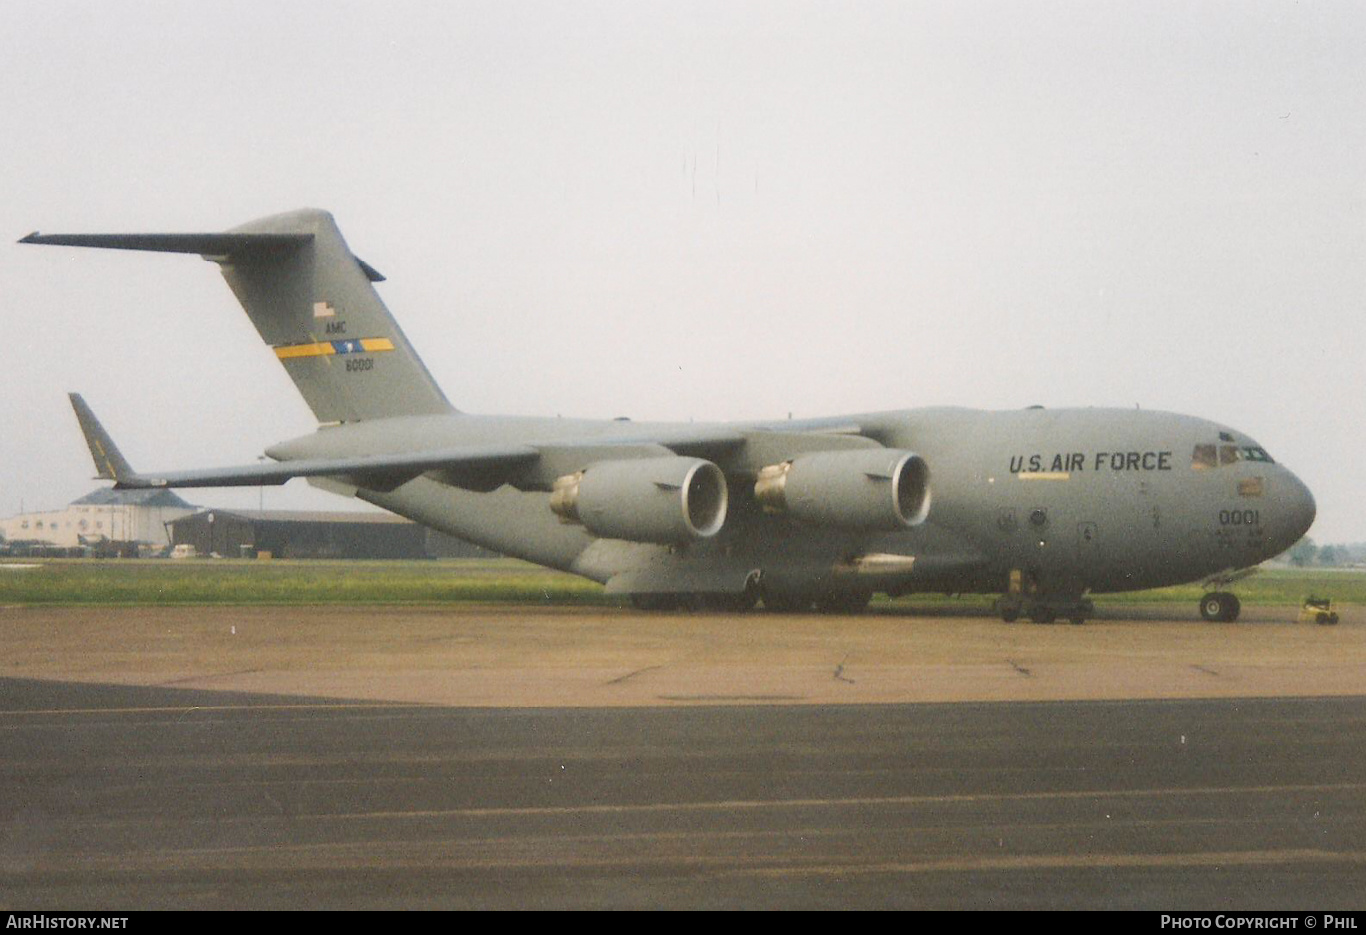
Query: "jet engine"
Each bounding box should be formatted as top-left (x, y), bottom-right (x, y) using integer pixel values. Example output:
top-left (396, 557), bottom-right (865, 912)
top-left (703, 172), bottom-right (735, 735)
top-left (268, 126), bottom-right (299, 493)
top-left (754, 449), bottom-right (930, 530)
top-left (550, 457), bottom-right (728, 544)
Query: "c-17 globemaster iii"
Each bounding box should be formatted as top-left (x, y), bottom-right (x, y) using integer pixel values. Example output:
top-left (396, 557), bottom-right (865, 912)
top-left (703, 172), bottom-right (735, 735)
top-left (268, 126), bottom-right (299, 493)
top-left (23, 209), bottom-right (1316, 623)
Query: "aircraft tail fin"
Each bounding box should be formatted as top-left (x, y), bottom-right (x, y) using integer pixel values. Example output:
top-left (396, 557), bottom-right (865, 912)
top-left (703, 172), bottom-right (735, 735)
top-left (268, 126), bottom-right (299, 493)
top-left (68, 393), bottom-right (139, 484)
top-left (25, 210), bottom-right (455, 423)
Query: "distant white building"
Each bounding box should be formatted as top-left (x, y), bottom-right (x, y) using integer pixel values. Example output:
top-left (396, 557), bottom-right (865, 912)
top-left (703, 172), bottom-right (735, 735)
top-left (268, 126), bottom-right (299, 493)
top-left (0, 489), bottom-right (197, 548)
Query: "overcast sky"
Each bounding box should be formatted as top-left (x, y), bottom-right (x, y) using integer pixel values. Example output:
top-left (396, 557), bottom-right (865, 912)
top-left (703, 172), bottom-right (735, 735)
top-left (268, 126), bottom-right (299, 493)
top-left (2, 1), bottom-right (1363, 542)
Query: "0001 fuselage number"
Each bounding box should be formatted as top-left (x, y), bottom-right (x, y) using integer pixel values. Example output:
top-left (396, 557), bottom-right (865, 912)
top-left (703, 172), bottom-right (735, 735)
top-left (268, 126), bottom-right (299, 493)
top-left (346, 357), bottom-right (374, 372)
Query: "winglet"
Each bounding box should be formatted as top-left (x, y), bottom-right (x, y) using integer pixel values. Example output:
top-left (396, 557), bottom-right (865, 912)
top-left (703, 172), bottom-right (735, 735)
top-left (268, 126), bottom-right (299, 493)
top-left (68, 393), bottom-right (141, 485)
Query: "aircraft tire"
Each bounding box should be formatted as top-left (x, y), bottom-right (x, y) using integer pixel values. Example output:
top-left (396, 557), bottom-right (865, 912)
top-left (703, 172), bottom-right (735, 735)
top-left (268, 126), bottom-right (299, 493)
top-left (695, 591), bottom-right (760, 613)
top-left (1000, 607), bottom-right (1020, 623)
top-left (1030, 607), bottom-right (1057, 624)
top-left (630, 593), bottom-right (685, 612)
top-left (1199, 592), bottom-right (1240, 622)
top-left (762, 591), bottom-right (813, 613)
top-left (815, 591), bottom-right (872, 615)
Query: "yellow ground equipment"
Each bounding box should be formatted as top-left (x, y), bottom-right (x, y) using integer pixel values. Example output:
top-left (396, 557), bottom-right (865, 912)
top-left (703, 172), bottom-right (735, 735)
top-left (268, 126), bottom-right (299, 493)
top-left (1299, 597), bottom-right (1340, 625)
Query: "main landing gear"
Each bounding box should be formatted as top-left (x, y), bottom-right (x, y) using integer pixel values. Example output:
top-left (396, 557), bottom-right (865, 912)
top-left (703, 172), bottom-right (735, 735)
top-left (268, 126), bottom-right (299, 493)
top-left (999, 597), bottom-right (1093, 625)
top-left (628, 591), bottom-right (760, 612)
top-left (1198, 591), bottom-right (1242, 622)
top-left (758, 587), bottom-right (873, 614)
top-left (627, 586), bottom-right (872, 615)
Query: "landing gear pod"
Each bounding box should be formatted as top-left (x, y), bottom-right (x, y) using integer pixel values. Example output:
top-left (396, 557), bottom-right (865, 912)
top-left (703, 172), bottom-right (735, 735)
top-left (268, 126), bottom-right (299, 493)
top-left (754, 449), bottom-right (930, 531)
top-left (550, 457), bottom-right (728, 545)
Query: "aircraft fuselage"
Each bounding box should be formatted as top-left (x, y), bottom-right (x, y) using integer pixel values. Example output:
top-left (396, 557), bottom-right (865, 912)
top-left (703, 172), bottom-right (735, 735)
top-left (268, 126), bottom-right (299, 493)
top-left (268, 404), bottom-right (1315, 605)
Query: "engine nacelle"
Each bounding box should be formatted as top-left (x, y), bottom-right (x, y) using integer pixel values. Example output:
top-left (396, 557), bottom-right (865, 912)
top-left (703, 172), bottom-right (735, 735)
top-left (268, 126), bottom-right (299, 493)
top-left (550, 457), bottom-right (728, 544)
top-left (754, 448), bottom-right (930, 531)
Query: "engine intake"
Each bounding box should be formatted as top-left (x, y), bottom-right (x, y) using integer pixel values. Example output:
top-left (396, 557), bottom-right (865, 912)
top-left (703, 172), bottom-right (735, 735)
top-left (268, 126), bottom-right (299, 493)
top-left (550, 456), bottom-right (728, 544)
top-left (754, 449), bottom-right (930, 531)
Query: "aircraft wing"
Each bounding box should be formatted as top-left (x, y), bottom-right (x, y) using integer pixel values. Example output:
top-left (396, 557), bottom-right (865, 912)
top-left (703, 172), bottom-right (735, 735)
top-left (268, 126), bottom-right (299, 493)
top-left (71, 394), bottom-right (751, 495)
top-left (110, 446), bottom-right (540, 490)
top-left (70, 393), bottom-right (878, 495)
top-left (68, 393), bottom-right (536, 492)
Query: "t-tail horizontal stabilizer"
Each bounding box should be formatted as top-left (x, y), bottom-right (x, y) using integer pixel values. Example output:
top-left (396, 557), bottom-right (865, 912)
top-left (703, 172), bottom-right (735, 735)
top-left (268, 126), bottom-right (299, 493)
top-left (17, 230), bottom-right (387, 281)
top-left (19, 231), bottom-right (313, 258)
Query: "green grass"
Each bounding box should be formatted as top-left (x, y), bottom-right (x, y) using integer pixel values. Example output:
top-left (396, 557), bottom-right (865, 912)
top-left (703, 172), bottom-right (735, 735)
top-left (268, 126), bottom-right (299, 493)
top-left (0, 558), bottom-right (610, 606)
top-left (1091, 568), bottom-right (1366, 607)
top-left (880, 567), bottom-right (1366, 611)
top-left (1, 558), bottom-right (1362, 608)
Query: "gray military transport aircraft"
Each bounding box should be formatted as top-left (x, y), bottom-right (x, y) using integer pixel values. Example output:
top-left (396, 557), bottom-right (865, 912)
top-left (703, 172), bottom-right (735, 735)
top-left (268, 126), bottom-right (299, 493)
top-left (23, 209), bottom-right (1316, 623)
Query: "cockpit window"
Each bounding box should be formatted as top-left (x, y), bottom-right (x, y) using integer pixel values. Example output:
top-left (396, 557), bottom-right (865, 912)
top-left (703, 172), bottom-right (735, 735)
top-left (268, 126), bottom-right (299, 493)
top-left (1192, 442), bottom-right (1275, 469)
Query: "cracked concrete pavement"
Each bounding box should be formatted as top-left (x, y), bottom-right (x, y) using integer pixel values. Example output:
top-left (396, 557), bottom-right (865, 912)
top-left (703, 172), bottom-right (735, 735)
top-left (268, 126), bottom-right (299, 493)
top-left (2, 603), bottom-right (1361, 707)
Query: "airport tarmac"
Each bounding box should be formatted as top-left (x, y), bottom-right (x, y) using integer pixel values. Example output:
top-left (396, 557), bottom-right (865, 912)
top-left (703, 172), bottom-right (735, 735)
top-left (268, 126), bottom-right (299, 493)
top-left (0, 603), bottom-right (1362, 707)
top-left (1, 604), bottom-right (1363, 909)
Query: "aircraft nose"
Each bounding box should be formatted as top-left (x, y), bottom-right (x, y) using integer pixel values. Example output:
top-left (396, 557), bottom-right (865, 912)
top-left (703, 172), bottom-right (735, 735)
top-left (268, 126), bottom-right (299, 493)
top-left (1273, 471), bottom-right (1316, 553)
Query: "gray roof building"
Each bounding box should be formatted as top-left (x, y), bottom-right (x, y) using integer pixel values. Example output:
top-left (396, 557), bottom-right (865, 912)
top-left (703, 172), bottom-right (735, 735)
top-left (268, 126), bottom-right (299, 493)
top-left (71, 488), bottom-right (196, 508)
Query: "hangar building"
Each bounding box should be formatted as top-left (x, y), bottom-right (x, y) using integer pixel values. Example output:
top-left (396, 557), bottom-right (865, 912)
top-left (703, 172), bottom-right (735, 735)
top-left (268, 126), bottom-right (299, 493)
top-left (0, 489), bottom-right (196, 549)
top-left (167, 509), bottom-right (495, 560)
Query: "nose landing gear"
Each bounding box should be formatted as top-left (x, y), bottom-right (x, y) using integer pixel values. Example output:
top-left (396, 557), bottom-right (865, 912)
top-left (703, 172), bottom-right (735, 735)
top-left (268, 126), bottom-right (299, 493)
top-left (1197, 568), bottom-right (1258, 622)
top-left (1199, 591), bottom-right (1242, 622)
